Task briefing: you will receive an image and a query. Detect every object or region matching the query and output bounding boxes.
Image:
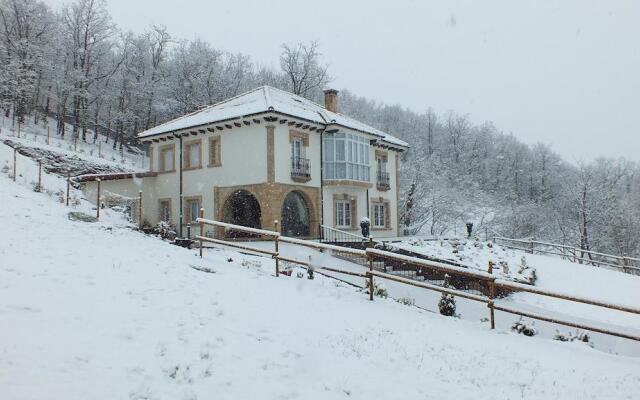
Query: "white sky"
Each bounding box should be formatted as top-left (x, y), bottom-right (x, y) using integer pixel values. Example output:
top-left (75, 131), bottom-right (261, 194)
top-left (47, 0), bottom-right (640, 161)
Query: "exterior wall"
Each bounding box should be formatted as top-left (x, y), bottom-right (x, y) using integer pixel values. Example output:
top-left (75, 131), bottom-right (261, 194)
top-left (321, 131), bottom-right (400, 238)
top-left (147, 125), bottom-right (269, 232)
top-left (212, 182), bottom-right (321, 239)
top-left (81, 177), bottom-right (158, 225)
top-left (80, 118), bottom-right (403, 240)
top-left (273, 125), bottom-right (322, 187)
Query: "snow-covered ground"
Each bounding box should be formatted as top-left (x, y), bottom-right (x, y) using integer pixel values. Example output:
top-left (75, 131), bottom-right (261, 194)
top-left (2, 140), bottom-right (640, 399)
top-left (0, 117), bottom-right (147, 171)
top-left (388, 237), bottom-right (536, 283)
top-left (250, 236), bottom-right (640, 356)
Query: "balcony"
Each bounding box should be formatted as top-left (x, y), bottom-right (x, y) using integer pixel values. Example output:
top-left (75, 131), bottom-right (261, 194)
top-left (291, 156), bottom-right (311, 182)
top-left (376, 171), bottom-right (390, 191)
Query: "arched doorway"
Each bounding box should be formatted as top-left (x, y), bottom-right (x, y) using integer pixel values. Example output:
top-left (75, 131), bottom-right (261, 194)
top-left (222, 189), bottom-right (261, 238)
top-left (281, 191), bottom-right (310, 237)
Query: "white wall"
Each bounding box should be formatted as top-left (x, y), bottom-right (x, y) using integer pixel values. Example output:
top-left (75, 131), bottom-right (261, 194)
top-left (320, 128), bottom-right (401, 238)
top-left (81, 120), bottom-right (402, 239)
top-left (273, 125), bottom-right (322, 187)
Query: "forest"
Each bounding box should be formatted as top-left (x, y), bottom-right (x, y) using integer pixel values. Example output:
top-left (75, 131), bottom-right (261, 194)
top-left (1, 0), bottom-right (638, 258)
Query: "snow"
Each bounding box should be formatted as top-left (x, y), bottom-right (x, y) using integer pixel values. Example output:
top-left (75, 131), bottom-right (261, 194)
top-left (0, 117), bottom-right (147, 172)
top-left (2, 141), bottom-right (640, 399)
top-left (387, 237), bottom-right (536, 283)
top-left (137, 86), bottom-right (409, 148)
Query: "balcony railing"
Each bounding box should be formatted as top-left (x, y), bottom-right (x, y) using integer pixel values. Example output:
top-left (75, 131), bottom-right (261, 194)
top-left (376, 171), bottom-right (390, 190)
top-left (291, 157), bottom-right (310, 180)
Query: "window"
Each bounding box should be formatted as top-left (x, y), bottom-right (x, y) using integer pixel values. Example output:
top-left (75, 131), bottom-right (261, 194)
top-left (184, 197), bottom-right (201, 224)
top-left (336, 200), bottom-right (351, 227)
top-left (159, 199), bottom-right (172, 222)
top-left (375, 152), bottom-right (390, 189)
top-left (292, 137), bottom-right (304, 159)
top-left (209, 136), bottom-right (221, 167)
top-left (159, 145), bottom-right (175, 172)
top-left (377, 156), bottom-right (386, 175)
top-left (184, 140), bottom-right (201, 169)
top-left (373, 203), bottom-right (385, 228)
top-left (323, 132), bottom-right (370, 181)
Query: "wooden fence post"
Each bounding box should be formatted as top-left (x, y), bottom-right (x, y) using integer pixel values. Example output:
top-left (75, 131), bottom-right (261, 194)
top-left (138, 190), bottom-right (143, 229)
top-left (16, 122), bottom-right (20, 138)
top-left (368, 251), bottom-right (374, 301)
top-left (274, 220), bottom-right (280, 277)
top-left (66, 172), bottom-right (71, 206)
top-left (622, 256), bottom-right (629, 274)
top-left (47, 126), bottom-right (50, 145)
top-left (529, 240), bottom-right (534, 254)
top-left (199, 208), bottom-right (204, 258)
top-left (12, 148), bottom-right (16, 182)
top-left (37, 161), bottom-right (42, 192)
top-left (96, 178), bottom-right (101, 219)
top-left (98, 141), bottom-right (102, 158)
top-left (487, 261), bottom-right (495, 330)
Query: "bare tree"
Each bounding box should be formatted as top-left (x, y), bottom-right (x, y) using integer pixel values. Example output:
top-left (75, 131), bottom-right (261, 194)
top-left (280, 40), bottom-right (330, 96)
top-left (61, 0), bottom-right (115, 142)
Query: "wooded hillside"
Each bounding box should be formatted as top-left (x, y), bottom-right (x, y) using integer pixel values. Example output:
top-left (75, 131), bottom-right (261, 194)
top-left (1, 0), bottom-right (638, 258)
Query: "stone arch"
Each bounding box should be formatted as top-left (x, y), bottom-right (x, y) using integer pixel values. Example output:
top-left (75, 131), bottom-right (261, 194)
top-left (281, 190), bottom-right (311, 237)
top-left (222, 189), bottom-right (261, 238)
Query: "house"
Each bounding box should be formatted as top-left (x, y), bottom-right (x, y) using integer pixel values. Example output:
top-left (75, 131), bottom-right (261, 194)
top-left (78, 86), bottom-right (409, 239)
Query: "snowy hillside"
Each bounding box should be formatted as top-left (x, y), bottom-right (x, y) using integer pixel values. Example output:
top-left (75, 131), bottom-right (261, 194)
top-left (0, 117), bottom-right (147, 173)
top-left (1, 144), bottom-right (640, 399)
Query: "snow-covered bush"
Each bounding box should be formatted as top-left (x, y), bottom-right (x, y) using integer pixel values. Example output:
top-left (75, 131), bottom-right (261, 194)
top-left (156, 221), bottom-right (177, 240)
top-left (511, 318), bottom-right (537, 337)
top-left (365, 279), bottom-right (388, 298)
top-left (438, 293), bottom-right (456, 316)
top-left (438, 274), bottom-right (457, 317)
top-left (553, 330), bottom-right (593, 346)
top-left (55, 189), bottom-right (65, 203)
top-left (396, 296), bottom-right (415, 306)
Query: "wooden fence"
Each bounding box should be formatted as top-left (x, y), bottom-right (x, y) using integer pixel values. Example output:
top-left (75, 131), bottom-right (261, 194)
top-left (494, 236), bottom-right (640, 275)
top-left (196, 216), bottom-right (640, 343)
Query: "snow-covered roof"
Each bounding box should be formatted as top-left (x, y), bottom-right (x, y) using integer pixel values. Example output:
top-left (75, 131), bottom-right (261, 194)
top-left (138, 86), bottom-right (408, 148)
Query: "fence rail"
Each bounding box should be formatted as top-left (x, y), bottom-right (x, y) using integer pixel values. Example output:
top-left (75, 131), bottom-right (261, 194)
top-left (196, 218), bottom-right (640, 343)
top-left (494, 236), bottom-right (640, 275)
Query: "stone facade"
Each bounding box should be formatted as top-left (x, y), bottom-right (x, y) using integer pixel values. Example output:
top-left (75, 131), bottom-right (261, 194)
top-left (213, 182), bottom-right (321, 239)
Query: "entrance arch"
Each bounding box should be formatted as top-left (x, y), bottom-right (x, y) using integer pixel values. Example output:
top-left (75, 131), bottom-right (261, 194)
top-left (222, 189), bottom-right (261, 237)
top-left (281, 191), bottom-right (310, 237)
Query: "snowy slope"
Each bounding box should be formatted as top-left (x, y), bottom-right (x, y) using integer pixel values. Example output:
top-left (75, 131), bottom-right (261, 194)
top-left (0, 117), bottom-right (147, 171)
top-left (1, 148), bottom-right (640, 399)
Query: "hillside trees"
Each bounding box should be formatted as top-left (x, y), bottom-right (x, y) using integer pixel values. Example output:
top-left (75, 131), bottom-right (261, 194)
top-left (280, 40), bottom-right (330, 97)
top-left (0, 0), bottom-right (53, 123)
top-left (0, 0), bottom-right (636, 257)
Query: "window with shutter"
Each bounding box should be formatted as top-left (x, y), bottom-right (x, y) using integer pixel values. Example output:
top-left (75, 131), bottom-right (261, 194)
top-left (335, 200), bottom-right (351, 228)
top-left (184, 197), bottom-right (202, 223)
top-left (373, 203), bottom-right (385, 228)
top-left (160, 145), bottom-right (175, 172)
top-left (159, 199), bottom-right (172, 222)
top-left (184, 140), bottom-right (201, 169)
top-left (209, 137), bottom-right (222, 167)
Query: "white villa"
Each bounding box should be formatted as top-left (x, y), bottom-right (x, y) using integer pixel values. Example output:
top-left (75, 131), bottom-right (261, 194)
top-left (78, 86), bottom-right (409, 239)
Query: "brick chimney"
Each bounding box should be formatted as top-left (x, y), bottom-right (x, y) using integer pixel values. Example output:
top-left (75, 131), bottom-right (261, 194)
top-left (323, 89), bottom-right (339, 113)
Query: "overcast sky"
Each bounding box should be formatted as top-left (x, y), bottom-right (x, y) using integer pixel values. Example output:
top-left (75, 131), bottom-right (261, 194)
top-left (48, 0), bottom-right (640, 162)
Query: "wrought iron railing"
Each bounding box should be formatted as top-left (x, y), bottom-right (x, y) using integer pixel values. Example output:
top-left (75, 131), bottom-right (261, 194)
top-left (291, 156), bottom-right (310, 179)
top-left (376, 171), bottom-right (390, 189)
